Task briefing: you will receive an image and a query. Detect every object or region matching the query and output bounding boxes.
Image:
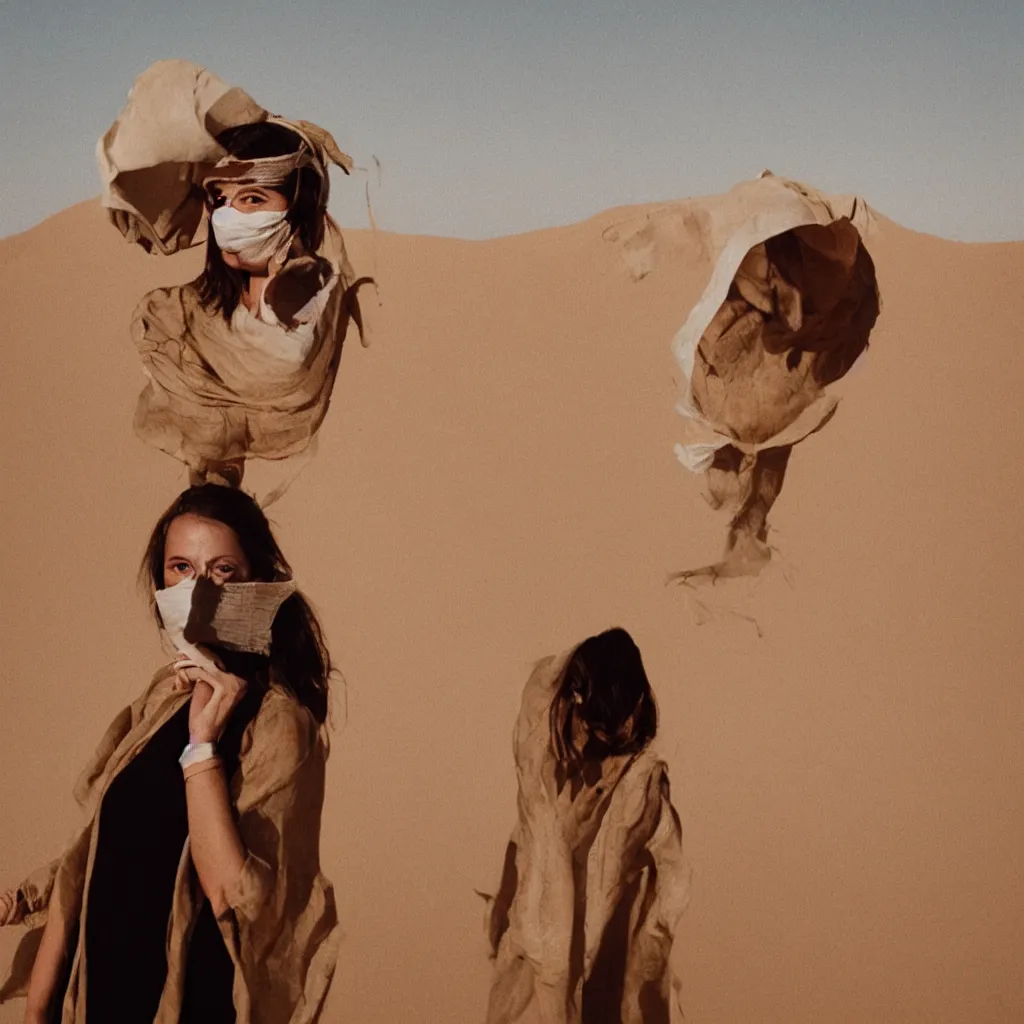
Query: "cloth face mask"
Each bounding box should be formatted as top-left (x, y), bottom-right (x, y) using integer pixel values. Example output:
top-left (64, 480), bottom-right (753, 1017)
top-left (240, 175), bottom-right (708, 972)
top-left (155, 574), bottom-right (297, 656)
top-left (210, 205), bottom-right (292, 264)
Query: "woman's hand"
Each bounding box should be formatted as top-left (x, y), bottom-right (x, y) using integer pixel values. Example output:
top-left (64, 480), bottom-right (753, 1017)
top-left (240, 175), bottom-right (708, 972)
top-left (174, 648), bottom-right (248, 744)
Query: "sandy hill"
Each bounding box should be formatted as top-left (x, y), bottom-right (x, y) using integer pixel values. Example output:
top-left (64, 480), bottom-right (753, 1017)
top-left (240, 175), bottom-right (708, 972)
top-left (1, 197), bottom-right (1022, 1023)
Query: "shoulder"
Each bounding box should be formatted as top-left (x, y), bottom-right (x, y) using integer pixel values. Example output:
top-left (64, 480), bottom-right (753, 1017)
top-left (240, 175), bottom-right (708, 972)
top-left (246, 686), bottom-right (322, 769)
top-left (626, 747), bottom-right (674, 803)
top-left (513, 652), bottom-right (570, 777)
top-left (131, 285), bottom-right (195, 336)
top-left (522, 652), bottom-right (567, 705)
top-left (133, 284), bottom-right (189, 315)
top-left (516, 652), bottom-right (569, 735)
top-left (232, 687), bottom-right (325, 807)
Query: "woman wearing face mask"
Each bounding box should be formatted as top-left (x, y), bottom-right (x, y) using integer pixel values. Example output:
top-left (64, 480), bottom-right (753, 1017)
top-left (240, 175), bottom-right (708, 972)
top-left (98, 59), bottom-right (373, 489)
top-left (482, 628), bottom-right (691, 1024)
top-left (0, 484), bottom-right (340, 1024)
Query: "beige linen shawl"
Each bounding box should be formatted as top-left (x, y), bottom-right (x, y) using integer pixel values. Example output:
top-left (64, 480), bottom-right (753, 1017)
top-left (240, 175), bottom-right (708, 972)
top-left (97, 59), bottom-right (369, 476)
top-left (0, 664), bottom-right (340, 1024)
top-left (483, 653), bottom-right (690, 1024)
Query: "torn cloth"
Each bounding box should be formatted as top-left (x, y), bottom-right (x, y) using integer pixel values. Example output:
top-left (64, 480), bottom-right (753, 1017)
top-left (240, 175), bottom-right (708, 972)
top-left (667, 173), bottom-right (881, 472)
top-left (483, 652), bottom-right (690, 1024)
top-left (97, 59), bottom-right (353, 257)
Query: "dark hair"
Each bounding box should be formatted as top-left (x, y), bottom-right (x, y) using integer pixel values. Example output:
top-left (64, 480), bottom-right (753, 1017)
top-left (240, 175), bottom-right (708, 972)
top-left (141, 484), bottom-right (332, 724)
top-left (198, 121), bottom-right (326, 321)
top-left (549, 627), bottom-right (657, 771)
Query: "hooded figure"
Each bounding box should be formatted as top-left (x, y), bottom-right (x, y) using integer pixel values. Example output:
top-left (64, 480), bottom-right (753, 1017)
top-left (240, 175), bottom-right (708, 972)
top-left (98, 59), bottom-right (373, 488)
top-left (482, 629), bottom-right (690, 1024)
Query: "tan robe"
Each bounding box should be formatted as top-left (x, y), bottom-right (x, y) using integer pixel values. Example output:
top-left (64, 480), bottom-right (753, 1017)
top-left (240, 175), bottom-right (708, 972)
top-left (0, 664), bottom-right (340, 1024)
top-left (483, 653), bottom-right (691, 1024)
top-left (97, 59), bottom-right (369, 477)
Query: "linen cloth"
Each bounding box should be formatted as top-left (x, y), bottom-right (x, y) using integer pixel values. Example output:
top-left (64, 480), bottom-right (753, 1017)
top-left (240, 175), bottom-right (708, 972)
top-left (0, 664), bottom-right (340, 1024)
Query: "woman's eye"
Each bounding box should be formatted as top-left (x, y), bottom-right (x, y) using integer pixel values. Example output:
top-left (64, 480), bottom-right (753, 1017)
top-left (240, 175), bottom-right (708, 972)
top-left (214, 564), bottom-right (236, 577)
top-left (170, 562), bottom-right (191, 574)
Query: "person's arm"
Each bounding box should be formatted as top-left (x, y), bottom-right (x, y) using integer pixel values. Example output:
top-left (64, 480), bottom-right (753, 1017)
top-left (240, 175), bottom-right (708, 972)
top-left (172, 650), bottom-right (322, 919)
top-left (172, 652), bottom-right (250, 915)
top-left (174, 651), bottom-right (337, 1022)
top-left (183, 765), bottom-right (247, 916)
top-left (22, 897), bottom-right (67, 1024)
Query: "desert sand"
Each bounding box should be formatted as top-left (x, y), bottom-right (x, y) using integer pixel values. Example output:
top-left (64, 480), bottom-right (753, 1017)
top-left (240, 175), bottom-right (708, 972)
top-left (1, 193), bottom-right (1022, 1023)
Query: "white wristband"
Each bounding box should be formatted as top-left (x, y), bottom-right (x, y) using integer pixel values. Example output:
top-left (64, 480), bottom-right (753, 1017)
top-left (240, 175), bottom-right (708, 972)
top-left (179, 741), bottom-right (217, 769)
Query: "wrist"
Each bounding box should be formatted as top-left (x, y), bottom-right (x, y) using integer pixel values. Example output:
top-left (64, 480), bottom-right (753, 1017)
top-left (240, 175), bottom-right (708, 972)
top-left (180, 741), bottom-right (217, 769)
top-left (183, 756), bottom-right (225, 782)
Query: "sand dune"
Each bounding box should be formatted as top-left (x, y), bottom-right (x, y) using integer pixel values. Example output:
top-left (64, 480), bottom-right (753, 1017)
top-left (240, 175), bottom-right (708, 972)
top-left (1, 195), bottom-right (1022, 1023)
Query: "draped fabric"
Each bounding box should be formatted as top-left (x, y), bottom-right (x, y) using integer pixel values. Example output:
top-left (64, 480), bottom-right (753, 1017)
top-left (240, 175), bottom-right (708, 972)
top-left (667, 173), bottom-right (881, 473)
top-left (483, 652), bottom-right (690, 1024)
top-left (0, 665), bottom-right (340, 1024)
top-left (97, 59), bottom-right (371, 480)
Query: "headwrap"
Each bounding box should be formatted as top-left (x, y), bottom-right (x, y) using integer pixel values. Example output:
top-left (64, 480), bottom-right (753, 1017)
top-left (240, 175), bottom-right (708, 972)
top-left (98, 61), bottom-right (354, 255)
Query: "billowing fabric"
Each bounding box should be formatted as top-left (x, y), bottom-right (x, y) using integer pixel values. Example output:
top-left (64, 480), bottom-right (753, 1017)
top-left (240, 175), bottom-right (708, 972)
top-left (0, 665), bottom-right (340, 1024)
top-left (666, 173), bottom-right (881, 472)
top-left (97, 59), bottom-right (353, 256)
top-left (97, 59), bottom-right (370, 477)
top-left (483, 652), bottom-right (690, 1024)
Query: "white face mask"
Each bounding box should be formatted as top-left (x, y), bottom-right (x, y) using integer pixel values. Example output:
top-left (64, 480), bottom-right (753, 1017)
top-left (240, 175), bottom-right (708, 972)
top-left (210, 205), bottom-right (292, 264)
top-left (154, 574), bottom-right (297, 656)
top-left (155, 575), bottom-right (198, 647)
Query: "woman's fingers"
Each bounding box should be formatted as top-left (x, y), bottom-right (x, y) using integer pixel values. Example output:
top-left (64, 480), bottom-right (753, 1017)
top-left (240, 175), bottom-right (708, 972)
top-left (201, 690), bottom-right (227, 729)
top-left (174, 659), bottom-right (222, 689)
top-left (186, 665), bottom-right (247, 744)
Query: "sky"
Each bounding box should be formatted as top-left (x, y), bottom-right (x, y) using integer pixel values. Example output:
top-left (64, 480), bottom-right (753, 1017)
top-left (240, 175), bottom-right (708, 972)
top-left (1, 0), bottom-right (1022, 242)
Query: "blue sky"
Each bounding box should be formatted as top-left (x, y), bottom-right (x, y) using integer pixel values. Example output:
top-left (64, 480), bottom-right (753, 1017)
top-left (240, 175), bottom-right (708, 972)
top-left (1, 0), bottom-right (1021, 241)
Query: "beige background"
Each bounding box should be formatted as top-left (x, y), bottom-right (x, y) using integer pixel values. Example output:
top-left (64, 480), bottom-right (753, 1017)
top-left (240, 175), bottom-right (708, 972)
top-left (1, 199), bottom-right (1022, 1022)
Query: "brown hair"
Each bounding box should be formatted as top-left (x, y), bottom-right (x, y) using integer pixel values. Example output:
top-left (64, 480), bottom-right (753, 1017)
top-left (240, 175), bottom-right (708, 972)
top-left (549, 627), bottom-right (658, 771)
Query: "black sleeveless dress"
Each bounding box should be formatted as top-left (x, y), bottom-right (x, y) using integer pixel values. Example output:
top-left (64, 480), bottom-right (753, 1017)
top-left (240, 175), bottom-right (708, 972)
top-left (68, 685), bottom-right (263, 1024)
